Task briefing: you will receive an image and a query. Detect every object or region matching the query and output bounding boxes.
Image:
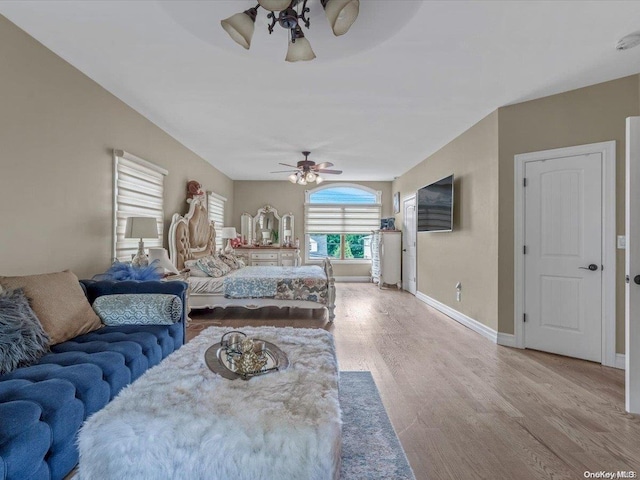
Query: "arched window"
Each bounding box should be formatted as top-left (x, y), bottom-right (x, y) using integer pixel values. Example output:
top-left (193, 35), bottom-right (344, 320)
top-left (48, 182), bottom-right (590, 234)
top-left (305, 184), bottom-right (382, 262)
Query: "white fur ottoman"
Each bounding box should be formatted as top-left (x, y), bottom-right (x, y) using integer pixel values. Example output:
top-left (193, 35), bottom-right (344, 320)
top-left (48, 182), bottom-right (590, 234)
top-left (77, 326), bottom-right (341, 480)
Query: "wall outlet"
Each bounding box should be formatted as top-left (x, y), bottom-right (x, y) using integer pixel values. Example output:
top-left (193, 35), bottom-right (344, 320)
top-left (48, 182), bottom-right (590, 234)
top-left (617, 235), bottom-right (626, 249)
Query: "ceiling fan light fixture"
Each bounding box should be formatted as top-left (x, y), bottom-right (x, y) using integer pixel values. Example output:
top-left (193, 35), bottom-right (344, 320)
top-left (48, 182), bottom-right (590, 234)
top-left (322, 0), bottom-right (359, 36)
top-left (315, 175), bottom-right (324, 184)
top-left (220, 7), bottom-right (258, 50)
top-left (258, 0), bottom-right (292, 12)
top-left (288, 173), bottom-right (299, 183)
top-left (306, 171), bottom-right (317, 182)
top-left (285, 28), bottom-right (316, 62)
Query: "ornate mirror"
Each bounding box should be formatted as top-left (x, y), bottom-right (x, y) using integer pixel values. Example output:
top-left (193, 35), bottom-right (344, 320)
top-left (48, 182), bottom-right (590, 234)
top-left (240, 213), bottom-right (253, 245)
top-left (253, 205), bottom-right (281, 246)
top-left (281, 213), bottom-right (294, 247)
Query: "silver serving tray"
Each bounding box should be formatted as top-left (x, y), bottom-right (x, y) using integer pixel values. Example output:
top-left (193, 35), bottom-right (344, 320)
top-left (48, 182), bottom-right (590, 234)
top-left (204, 340), bottom-right (289, 380)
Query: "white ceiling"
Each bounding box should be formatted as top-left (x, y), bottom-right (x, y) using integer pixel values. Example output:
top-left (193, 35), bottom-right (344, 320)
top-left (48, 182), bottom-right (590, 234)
top-left (2, 1), bottom-right (640, 181)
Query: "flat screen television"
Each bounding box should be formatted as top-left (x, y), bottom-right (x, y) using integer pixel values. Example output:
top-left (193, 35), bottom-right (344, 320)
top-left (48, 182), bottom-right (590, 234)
top-left (417, 174), bottom-right (454, 232)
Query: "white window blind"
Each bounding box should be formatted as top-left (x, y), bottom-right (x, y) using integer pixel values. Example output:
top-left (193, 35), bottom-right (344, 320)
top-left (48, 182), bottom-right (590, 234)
top-left (113, 150), bottom-right (168, 262)
top-left (208, 191), bottom-right (226, 252)
top-left (304, 204), bottom-right (382, 234)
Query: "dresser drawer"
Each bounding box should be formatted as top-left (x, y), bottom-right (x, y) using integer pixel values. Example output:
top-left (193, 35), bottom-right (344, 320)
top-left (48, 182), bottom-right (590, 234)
top-left (253, 261), bottom-right (278, 266)
top-left (251, 252), bottom-right (279, 260)
top-left (281, 252), bottom-right (294, 258)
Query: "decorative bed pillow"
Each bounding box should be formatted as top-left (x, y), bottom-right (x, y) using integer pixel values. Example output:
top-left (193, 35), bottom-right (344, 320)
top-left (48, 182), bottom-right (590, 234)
top-left (0, 288), bottom-right (50, 374)
top-left (218, 253), bottom-right (244, 270)
top-left (183, 261), bottom-right (210, 277)
top-left (195, 256), bottom-right (231, 278)
top-left (92, 294), bottom-right (183, 326)
top-left (0, 270), bottom-right (102, 345)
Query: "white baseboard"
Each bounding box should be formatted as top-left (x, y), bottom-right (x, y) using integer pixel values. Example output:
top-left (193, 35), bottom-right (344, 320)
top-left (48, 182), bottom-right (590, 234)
top-left (497, 333), bottom-right (518, 348)
top-left (415, 291), bottom-right (498, 343)
top-left (615, 353), bottom-right (625, 370)
top-left (335, 276), bottom-right (371, 283)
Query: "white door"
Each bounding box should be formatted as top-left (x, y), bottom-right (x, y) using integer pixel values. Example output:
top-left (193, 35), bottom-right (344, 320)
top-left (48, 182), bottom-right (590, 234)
top-left (625, 117), bottom-right (640, 413)
top-left (524, 153), bottom-right (603, 362)
top-left (402, 196), bottom-right (417, 294)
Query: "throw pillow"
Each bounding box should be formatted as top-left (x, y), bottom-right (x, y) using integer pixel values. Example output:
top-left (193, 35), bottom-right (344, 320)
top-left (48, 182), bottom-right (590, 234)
top-left (0, 288), bottom-right (50, 375)
top-left (218, 253), bottom-right (243, 270)
top-left (93, 294), bottom-right (183, 326)
top-left (184, 259), bottom-right (210, 277)
top-left (196, 256), bottom-right (231, 278)
top-left (0, 270), bottom-right (102, 345)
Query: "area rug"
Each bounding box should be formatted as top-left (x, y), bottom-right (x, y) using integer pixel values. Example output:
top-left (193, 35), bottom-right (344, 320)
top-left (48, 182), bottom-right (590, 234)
top-left (340, 371), bottom-right (416, 480)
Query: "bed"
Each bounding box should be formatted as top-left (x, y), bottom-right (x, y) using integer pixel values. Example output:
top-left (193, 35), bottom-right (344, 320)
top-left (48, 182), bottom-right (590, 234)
top-left (168, 193), bottom-right (336, 322)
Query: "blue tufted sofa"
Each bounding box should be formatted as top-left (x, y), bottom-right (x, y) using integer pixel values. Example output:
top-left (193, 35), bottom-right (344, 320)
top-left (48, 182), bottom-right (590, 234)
top-left (0, 280), bottom-right (188, 480)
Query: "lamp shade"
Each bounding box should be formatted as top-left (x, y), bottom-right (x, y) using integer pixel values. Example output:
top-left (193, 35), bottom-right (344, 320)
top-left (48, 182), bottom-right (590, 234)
top-left (148, 248), bottom-right (179, 274)
top-left (288, 173), bottom-right (298, 183)
top-left (221, 227), bottom-right (238, 239)
top-left (315, 175), bottom-right (324, 184)
top-left (285, 36), bottom-right (316, 62)
top-left (258, 0), bottom-right (292, 11)
top-left (124, 217), bottom-right (159, 239)
top-left (323, 0), bottom-right (359, 36)
top-left (221, 7), bottom-right (257, 49)
top-left (284, 230), bottom-right (292, 237)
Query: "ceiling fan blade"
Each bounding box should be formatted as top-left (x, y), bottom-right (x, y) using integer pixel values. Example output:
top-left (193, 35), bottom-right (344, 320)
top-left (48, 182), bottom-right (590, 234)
top-left (317, 169), bottom-right (342, 174)
top-left (314, 162), bottom-right (334, 169)
top-left (278, 163), bottom-right (300, 168)
top-left (270, 170), bottom-right (298, 173)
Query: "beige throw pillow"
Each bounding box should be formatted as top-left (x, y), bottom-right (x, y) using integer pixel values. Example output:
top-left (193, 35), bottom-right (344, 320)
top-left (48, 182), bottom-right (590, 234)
top-left (0, 270), bottom-right (102, 345)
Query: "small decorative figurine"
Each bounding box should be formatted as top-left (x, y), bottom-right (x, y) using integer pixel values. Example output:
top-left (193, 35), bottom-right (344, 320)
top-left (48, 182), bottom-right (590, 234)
top-left (186, 180), bottom-right (203, 199)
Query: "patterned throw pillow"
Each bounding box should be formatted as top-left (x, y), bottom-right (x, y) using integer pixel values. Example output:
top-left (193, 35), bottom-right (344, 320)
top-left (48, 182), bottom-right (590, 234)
top-left (183, 259), bottom-right (210, 277)
top-left (196, 255), bottom-right (231, 277)
top-left (92, 294), bottom-right (183, 326)
top-left (0, 288), bottom-right (50, 375)
top-left (218, 253), bottom-right (244, 270)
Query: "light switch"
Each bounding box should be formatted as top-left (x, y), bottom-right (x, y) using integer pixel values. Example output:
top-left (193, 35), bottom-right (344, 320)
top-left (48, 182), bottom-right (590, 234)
top-left (617, 235), bottom-right (626, 249)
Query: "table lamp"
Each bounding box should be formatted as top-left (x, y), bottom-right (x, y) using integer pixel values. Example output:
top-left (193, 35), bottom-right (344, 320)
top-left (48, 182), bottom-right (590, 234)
top-left (284, 229), bottom-right (292, 247)
top-left (222, 227), bottom-right (237, 254)
top-left (124, 216), bottom-right (159, 267)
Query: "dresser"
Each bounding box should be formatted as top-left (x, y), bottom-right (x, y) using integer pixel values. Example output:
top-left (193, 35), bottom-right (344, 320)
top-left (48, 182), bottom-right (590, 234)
top-left (235, 247), bottom-right (301, 267)
top-left (371, 230), bottom-right (402, 289)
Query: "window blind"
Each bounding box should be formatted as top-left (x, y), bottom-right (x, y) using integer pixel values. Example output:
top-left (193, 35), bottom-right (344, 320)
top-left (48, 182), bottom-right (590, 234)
top-left (304, 204), bottom-right (382, 234)
top-left (113, 150), bottom-right (167, 262)
top-left (208, 191), bottom-right (226, 252)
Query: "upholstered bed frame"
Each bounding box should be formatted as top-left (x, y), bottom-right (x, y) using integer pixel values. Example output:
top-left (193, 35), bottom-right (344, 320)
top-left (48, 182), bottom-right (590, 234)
top-left (168, 194), bottom-right (336, 321)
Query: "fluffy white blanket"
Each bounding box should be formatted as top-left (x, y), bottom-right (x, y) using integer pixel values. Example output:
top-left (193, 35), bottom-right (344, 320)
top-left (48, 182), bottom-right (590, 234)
top-left (78, 326), bottom-right (341, 480)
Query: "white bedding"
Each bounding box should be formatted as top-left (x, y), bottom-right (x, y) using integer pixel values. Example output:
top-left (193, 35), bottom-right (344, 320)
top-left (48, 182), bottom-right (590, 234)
top-left (188, 276), bottom-right (225, 295)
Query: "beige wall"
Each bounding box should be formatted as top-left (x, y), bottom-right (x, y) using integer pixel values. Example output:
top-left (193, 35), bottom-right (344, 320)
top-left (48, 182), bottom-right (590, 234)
top-left (0, 16), bottom-right (233, 279)
top-left (393, 111), bottom-right (500, 330)
top-left (497, 75), bottom-right (640, 353)
top-left (233, 180), bottom-right (393, 277)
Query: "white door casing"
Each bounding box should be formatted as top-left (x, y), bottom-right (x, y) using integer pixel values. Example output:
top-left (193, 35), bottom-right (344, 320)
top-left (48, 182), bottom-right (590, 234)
top-left (514, 141), bottom-right (616, 367)
top-left (625, 117), bottom-right (640, 413)
top-left (524, 154), bottom-right (602, 362)
top-left (402, 195), bottom-right (417, 294)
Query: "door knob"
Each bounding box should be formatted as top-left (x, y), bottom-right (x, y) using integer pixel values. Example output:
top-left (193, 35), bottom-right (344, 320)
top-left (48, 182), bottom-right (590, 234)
top-left (634, 275), bottom-right (640, 285)
top-left (578, 264), bottom-right (598, 271)
top-left (402, 249), bottom-right (407, 252)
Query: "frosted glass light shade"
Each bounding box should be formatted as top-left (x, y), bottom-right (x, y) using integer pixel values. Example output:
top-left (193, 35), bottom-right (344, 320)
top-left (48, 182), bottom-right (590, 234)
top-left (221, 227), bottom-right (238, 239)
top-left (289, 173), bottom-right (298, 183)
top-left (221, 9), bottom-right (257, 49)
top-left (315, 175), bottom-right (324, 184)
top-left (323, 0), bottom-right (359, 36)
top-left (306, 171), bottom-right (317, 182)
top-left (285, 37), bottom-right (316, 62)
top-left (258, 0), bottom-right (292, 11)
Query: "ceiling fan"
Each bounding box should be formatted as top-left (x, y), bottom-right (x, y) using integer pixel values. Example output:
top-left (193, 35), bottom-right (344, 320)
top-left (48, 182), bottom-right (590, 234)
top-left (271, 151), bottom-right (342, 185)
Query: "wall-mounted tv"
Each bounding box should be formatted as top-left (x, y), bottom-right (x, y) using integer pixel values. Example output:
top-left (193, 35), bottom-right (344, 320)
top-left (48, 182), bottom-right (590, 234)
top-left (417, 174), bottom-right (454, 232)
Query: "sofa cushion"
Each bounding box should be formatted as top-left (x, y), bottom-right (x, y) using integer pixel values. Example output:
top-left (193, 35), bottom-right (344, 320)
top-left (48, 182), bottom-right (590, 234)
top-left (92, 293), bottom-right (182, 325)
top-left (0, 271), bottom-right (102, 345)
top-left (0, 289), bottom-right (50, 374)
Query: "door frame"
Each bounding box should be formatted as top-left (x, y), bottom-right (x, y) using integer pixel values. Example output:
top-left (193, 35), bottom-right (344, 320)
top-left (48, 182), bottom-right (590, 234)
top-left (402, 194), bottom-right (417, 294)
top-left (514, 141), bottom-right (617, 367)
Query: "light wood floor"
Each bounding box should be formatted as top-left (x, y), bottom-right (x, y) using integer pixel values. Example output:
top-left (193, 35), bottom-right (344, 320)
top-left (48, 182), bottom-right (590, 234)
top-left (188, 283), bottom-right (640, 480)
